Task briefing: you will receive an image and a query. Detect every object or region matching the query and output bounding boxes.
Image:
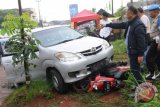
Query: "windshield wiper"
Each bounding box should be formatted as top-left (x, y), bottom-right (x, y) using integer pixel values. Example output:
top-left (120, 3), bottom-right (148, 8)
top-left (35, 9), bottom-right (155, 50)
top-left (52, 36), bottom-right (84, 46)
top-left (56, 39), bottom-right (74, 45)
top-left (75, 36), bottom-right (84, 39)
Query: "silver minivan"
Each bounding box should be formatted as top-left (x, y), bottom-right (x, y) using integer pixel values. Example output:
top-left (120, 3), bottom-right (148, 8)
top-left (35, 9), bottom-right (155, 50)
top-left (2, 26), bottom-right (114, 93)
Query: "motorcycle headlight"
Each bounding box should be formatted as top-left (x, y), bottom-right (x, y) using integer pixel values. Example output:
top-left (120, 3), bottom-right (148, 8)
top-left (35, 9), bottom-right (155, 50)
top-left (55, 52), bottom-right (81, 62)
top-left (103, 40), bottom-right (110, 49)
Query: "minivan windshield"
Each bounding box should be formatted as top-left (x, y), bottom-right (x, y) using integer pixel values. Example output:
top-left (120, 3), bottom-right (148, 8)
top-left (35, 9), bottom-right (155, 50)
top-left (33, 27), bottom-right (84, 47)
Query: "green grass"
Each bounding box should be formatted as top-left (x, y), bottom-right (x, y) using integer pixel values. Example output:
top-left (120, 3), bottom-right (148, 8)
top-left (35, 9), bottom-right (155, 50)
top-left (5, 80), bottom-right (53, 107)
top-left (111, 39), bottom-right (128, 61)
top-left (111, 39), bottom-right (126, 55)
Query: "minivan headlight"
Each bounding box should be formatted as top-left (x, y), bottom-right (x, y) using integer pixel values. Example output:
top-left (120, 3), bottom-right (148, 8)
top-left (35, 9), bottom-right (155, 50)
top-left (55, 52), bottom-right (81, 62)
top-left (103, 41), bottom-right (110, 49)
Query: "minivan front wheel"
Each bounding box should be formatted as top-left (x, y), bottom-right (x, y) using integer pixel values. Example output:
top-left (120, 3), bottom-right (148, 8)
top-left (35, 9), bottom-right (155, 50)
top-left (47, 69), bottom-right (68, 93)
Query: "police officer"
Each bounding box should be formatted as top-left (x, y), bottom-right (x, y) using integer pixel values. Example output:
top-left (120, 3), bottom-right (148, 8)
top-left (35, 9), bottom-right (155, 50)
top-left (146, 4), bottom-right (160, 80)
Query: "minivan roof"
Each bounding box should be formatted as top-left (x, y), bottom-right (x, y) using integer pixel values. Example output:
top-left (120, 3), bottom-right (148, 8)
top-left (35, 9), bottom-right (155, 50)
top-left (32, 25), bottom-right (69, 33)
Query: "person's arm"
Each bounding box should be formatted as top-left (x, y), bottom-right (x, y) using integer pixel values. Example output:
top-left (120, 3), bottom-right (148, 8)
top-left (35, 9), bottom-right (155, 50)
top-left (134, 24), bottom-right (146, 64)
top-left (157, 16), bottom-right (160, 51)
top-left (135, 24), bottom-right (146, 57)
top-left (106, 22), bottom-right (127, 29)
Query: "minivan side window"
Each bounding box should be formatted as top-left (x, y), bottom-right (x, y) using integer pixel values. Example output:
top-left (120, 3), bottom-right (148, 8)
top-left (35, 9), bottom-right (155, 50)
top-left (3, 41), bottom-right (15, 56)
top-left (3, 40), bottom-right (39, 57)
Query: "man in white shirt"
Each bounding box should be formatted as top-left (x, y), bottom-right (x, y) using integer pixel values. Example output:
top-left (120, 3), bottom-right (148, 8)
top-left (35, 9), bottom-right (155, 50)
top-left (137, 8), bottom-right (151, 66)
top-left (99, 12), bottom-right (112, 41)
top-left (138, 8), bottom-right (151, 34)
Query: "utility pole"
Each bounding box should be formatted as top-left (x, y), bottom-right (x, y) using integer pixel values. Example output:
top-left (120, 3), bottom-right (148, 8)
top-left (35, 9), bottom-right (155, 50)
top-left (18, 0), bottom-right (22, 16)
top-left (121, 0), bottom-right (123, 7)
top-left (131, 0), bottom-right (133, 5)
top-left (142, 0), bottom-right (144, 8)
top-left (36, 0), bottom-right (43, 27)
top-left (112, 0), bottom-right (114, 15)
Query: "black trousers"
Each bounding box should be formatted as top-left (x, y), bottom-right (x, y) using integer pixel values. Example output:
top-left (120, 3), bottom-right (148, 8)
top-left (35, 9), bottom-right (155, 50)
top-left (129, 54), bottom-right (143, 83)
top-left (146, 40), bottom-right (160, 74)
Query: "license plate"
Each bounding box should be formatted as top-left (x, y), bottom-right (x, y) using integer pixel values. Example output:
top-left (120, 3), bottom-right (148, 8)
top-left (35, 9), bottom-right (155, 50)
top-left (89, 60), bottom-right (106, 72)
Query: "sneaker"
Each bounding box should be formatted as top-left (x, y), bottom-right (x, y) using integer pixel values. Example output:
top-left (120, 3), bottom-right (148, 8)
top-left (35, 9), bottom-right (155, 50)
top-left (146, 73), bottom-right (155, 80)
top-left (152, 72), bottom-right (160, 80)
top-left (146, 73), bottom-right (160, 80)
top-left (146, 73), bottom-right (151, 78)
top-left (146, 74), bottom-right (154, 79)
top-left (155, 72), bottom-right (160, 78)
top-left (151, 75), bottom-right (156, 80)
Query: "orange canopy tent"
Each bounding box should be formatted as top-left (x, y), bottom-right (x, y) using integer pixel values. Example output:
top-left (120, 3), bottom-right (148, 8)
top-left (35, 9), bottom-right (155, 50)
top-left (71, 10), bottom-right (100, 30)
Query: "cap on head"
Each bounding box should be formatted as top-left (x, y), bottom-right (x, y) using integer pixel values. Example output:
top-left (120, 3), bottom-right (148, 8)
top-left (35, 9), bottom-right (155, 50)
top-left (148, 4), bottom-right (159, 11)
top-left (102, 12), bottom-right (109, 17)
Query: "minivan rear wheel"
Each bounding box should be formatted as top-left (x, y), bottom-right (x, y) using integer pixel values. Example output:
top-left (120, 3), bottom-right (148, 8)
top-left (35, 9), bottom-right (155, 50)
top-left (46, 68), bottom-right (68, 93)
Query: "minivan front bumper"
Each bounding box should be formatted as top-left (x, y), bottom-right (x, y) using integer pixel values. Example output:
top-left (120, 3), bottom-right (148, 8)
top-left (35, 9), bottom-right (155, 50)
top-left (55, 45), bottom-right (114, 83)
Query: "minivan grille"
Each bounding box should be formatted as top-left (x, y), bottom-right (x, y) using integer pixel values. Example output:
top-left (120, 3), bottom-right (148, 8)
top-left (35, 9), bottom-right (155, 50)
top-left (80, 45), bottom-right (102, 56)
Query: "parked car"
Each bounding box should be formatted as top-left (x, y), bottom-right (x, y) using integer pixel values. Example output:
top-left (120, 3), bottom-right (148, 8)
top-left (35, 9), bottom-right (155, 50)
top-left (1, 26), bottom-right (114, 93)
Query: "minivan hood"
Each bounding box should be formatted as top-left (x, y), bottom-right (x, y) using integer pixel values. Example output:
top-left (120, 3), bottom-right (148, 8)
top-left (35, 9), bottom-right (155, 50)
top-left (47, 36), bottom-right (104, 53)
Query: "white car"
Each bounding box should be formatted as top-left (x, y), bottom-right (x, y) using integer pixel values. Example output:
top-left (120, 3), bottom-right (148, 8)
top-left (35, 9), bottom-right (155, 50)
top-left (1, 26), bottom-right (114, 93)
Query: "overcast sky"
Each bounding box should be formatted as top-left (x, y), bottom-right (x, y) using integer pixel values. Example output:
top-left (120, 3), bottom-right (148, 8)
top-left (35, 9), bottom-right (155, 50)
top-left (0, 0), bottom-right (132, 21)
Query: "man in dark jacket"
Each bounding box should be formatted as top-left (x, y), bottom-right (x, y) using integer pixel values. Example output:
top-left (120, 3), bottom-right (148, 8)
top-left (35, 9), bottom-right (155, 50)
top-left (105, 6), bottom-right (146, 83)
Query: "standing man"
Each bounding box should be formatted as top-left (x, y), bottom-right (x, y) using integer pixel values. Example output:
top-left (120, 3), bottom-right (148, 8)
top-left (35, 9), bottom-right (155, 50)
top-left (99, 12), bottom-right (112, 41)
top-left (137, 8), bottom-right (151, 65)
top-left (146, 4), bottom-right (160, 80)
top-left (105, 6), bottom-right (146, 83)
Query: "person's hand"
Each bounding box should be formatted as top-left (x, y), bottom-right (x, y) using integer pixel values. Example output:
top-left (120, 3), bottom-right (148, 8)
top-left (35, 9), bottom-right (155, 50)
top-left (101, 24), bottom-right (105, 29)
top-left (138, 56), bottom-right (143, 64)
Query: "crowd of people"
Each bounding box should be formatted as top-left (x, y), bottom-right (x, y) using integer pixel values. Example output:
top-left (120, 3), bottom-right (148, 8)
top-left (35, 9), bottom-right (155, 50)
top-left (100, 4), bottom-right (160, 82)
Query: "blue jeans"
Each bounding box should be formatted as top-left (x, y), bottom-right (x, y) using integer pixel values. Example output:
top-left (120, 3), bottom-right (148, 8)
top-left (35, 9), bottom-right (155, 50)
top-left (129, 54), bottom-right (143, 83)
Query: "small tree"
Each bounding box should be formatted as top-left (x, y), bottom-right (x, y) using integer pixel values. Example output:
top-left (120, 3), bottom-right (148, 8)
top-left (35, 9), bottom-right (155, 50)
top-left (1, 13), bottom-right (38, 85)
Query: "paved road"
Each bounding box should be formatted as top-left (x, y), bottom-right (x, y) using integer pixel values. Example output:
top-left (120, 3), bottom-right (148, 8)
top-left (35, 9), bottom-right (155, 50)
top-left (0, 65), bottom-right (13, 106)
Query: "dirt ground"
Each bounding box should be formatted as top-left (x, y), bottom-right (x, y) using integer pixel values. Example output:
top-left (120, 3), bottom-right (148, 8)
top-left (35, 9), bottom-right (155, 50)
top-left (25, 94), bottom-right (83, 107)
top-left (21, 92), bottom-right (121, 107)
